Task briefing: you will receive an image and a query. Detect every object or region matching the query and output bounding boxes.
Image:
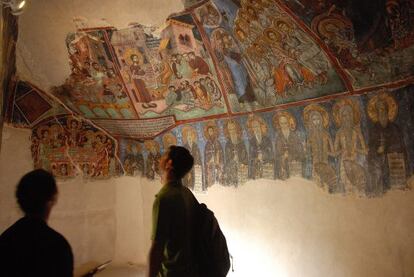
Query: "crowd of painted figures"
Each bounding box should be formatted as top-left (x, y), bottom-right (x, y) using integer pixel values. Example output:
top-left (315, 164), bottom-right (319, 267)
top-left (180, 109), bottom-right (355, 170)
top-left (31, 117), bottom-right (116, 178)
top-left (120, 90), bottom-right (413, 197)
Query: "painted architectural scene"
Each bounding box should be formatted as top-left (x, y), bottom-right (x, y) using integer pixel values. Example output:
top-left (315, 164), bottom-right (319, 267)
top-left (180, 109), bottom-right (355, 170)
top-left (114, 85), bottom-right (414, 197)
top-left (196, 0), bottom-right (347, 113)
top-left (52, 29), bottom-right (138, 120)
top-left (282, 0), bottom-right (414, 88)
top-left (31, 116), bottom-right (118, 179)
top-left (110, 16), bottom-right (227, 120)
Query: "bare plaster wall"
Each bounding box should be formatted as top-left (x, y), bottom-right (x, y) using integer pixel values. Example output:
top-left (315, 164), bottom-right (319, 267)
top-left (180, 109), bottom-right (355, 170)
top-left (1, 126), bottom-right (414, 277)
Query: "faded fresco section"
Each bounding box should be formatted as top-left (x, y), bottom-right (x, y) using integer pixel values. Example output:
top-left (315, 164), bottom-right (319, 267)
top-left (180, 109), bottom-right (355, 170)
top-left (114, 85), bottom-right (414, 197)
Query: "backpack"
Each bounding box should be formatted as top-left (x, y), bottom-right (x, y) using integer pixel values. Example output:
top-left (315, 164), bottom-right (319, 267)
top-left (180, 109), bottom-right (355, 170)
top-left (193, 203), bottom-right (230, 277)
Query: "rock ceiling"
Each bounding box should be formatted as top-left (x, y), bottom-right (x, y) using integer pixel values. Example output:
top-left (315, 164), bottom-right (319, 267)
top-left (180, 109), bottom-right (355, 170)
top-left (8, 0), bottom-right (414, 138)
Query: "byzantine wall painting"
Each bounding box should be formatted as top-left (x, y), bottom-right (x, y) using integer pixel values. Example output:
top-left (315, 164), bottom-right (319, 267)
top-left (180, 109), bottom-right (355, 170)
top-left (194, 0), bottom-right (347, 113)
top-left (115, 85), bottom-right (414, 197)
top-left (281, 0), bottom-right (414, 88)
top-left (31, 116), bottom-right (118, 179)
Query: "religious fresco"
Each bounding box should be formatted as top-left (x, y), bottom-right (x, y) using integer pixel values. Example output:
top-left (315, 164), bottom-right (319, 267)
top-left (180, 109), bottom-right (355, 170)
top-left (52, 29), bottom-right (138, 120)
top-left (281, 0), bottom-right (414, 88)
top-left (114, 85), bottom-right (413, 197)
top-left (111, 18), bottom-right (227, 120)
top-left (31, 116), bottom-right (118, 179)
top-left (194, 0), bottom-right (346, 113)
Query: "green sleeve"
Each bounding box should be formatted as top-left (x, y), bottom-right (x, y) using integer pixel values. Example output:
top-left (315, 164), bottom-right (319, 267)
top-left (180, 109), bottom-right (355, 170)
top-left (151, 195), bottom-right (170, 243)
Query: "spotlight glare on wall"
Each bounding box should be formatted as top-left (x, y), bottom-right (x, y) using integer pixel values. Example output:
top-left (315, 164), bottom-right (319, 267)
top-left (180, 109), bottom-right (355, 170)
top-left (1, 0), bottom-right (27, 16)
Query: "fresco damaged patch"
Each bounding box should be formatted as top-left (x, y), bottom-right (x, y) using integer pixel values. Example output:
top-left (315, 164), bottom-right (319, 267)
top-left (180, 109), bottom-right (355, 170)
top-left (111, 18), bottom-right (227, 120)
top-left (16, 90), bottom-right (52, 123)
top-left (31, 116), bottom-right (119, 179)
top-left (282, 0), bottom-right (414, 88)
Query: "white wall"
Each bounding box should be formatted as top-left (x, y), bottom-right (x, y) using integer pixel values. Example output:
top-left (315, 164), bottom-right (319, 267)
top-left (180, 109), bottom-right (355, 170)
top-left (1, 125), bottom-right (414, 277)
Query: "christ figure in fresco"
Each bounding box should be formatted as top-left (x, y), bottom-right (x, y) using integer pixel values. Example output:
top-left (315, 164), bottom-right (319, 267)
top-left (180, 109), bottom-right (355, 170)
top-left (224, 120), bottom-right (248, 187)
top-left (247, 115), bottom-right (274, 180)
top-left (273, 111), bottom-right (305, 180)
top-left (203, 122), bottom-right (224, 187)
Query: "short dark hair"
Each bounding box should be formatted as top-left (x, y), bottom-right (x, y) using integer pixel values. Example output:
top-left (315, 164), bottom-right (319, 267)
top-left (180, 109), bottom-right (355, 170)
top-left (167, 146), bottom-right (194, 179)
top-left (16, 169), bottom-right (57, 215)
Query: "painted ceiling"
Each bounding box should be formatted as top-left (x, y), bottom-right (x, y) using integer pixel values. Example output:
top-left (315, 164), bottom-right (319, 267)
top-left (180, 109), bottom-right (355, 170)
top-left (5, 0), bottom-right (414, 196)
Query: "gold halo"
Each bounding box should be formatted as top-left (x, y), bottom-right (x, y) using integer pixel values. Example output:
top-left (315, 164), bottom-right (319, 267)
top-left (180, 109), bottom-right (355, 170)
top-left (332, 98), bottom-right (361, 127)
top-left (223, 119), bottom-right (242, 138)
top-left (303, 104), bottom-right (330, 129)
top-left (367, 92), bottom-right (398, 123)
top-left (246, 114), bottom-right (268, 136)
top-left (273, 18), bottom-right (294, 32)
top-left (272, 111), bottom-right (297, 131)
top-left (37, 125), bottom-right (51, 139)
top-left (144, 139), bottom-right (160, 152)
top-left (162, 132), bottom-right (177, 149)
top-left (182, 125), bottom-right (198, 145)
top-left (203, 121), bottom-right (219, 139)
top-left (123, 48), bottom-right (144, 66)
top-left (264, 27), bottom-right (282, 43)
top-left (314, 14), bottom-right (352, 40)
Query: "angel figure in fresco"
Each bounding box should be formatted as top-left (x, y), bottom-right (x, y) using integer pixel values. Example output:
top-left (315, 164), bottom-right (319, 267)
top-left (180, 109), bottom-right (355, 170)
top-left (123, 143), bottom-right (144, 177)
top-left (367, 92), bottom-right (408, 194)
top-left (332, 99), bottom-right (368, 195)
top-left (182, 125), bottom-right (204, 191)
top-left (247, 115), bottom-right (274, 180)
top-left (303, 104), bottom-right (337, 192)
top-left (224, 120), bottom-right (248, 187)
top-left (144, 140), bottom-right (161, 180)
top-left (273, 111), bottom-right (305, 180)
top-left (203, 122), bottom-right (224, 187)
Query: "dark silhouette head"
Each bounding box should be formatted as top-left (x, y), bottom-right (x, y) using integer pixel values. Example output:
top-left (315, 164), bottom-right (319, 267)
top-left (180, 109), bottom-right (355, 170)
top-left (163, 145), bottom-right (194, 179)
top-left (16, 169), bottom-right (58, 217)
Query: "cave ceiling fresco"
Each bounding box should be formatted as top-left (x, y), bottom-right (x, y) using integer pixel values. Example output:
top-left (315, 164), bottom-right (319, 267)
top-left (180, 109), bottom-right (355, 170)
top-left (5, 0), bottom-right (414, 196)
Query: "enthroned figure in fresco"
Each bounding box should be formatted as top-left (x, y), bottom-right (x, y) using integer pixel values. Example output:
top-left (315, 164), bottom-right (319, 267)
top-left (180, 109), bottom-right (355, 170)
top-left (333, 99), bottom-right (368, 196)
top-left (123, 143), bottom-right (144, 177)
top-left (247, 115), bottom-right (274, 180)
top-left (367, 92), bottom-right (408, 194)
top-left (65, 118), bottom-right (83, 147)
top-left (273, 111), bottom-right (305, 180)
top-left (224, 120), bottom-right (248, 187)
top-left (182, 125), bottom-right (204, 191)
top-left (144, 140), bottom-right (161, 180)
top-left (303, 104), bottom-right (337, 192)
top-left (203, 122), bottom-right (224, 187)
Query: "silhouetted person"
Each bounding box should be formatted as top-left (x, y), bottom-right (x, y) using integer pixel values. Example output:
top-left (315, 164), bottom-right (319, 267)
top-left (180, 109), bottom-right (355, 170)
top-left (0, 169), bottom-right (73, 277)
top-left (148, 146), bottom-right (199, 277)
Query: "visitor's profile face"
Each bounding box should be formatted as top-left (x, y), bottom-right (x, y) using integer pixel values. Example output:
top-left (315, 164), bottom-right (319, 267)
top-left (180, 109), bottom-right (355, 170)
top-left (279, 116), bottom-right (289, 130)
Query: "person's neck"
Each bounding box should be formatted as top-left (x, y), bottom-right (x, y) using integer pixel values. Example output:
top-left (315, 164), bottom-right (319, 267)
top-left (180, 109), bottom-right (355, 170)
top-left (26, 213), bottom-right (49, 223)
top-left (162, 171), bottom-right (179, 186)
